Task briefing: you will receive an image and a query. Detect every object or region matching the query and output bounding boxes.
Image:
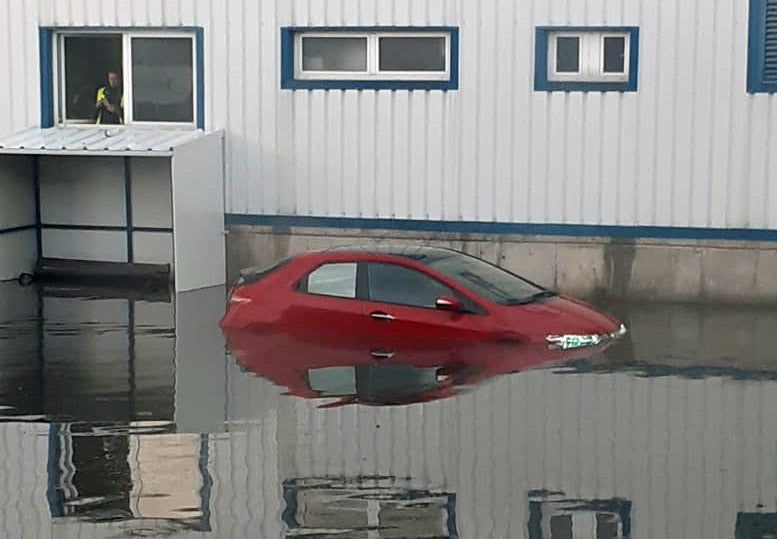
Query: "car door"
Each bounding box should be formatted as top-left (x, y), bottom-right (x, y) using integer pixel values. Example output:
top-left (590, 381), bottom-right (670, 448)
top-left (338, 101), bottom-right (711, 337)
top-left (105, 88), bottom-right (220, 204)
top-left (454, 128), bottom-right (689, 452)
top-left (361, 261), bottom-right (495, 363)
top-left (280, 261), bottom-right (371, 362)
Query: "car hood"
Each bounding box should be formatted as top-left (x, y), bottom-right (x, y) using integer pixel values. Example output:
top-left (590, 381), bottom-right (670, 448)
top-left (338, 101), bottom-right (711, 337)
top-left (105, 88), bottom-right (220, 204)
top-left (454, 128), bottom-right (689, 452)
top-left (504, 296), bottom-right (621, 341)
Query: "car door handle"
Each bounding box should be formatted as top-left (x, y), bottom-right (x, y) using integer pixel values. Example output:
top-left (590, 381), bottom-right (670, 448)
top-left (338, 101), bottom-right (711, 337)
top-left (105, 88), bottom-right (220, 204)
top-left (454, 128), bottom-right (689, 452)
top-left (370, 312), bottom-right (394, 322)
top-left (370, 350), bottom-right (395, 359)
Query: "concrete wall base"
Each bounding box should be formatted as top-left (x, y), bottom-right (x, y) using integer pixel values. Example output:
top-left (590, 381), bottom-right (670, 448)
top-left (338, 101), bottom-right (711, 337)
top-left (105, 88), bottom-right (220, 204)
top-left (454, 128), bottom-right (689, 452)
top-left (226, 225), bottom-right (777, 305)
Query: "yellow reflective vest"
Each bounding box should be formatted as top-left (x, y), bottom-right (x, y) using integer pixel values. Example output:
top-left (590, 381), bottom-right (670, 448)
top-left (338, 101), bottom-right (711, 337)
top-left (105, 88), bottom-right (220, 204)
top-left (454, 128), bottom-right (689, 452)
top-left (95, 87), bottom-right (124, 125)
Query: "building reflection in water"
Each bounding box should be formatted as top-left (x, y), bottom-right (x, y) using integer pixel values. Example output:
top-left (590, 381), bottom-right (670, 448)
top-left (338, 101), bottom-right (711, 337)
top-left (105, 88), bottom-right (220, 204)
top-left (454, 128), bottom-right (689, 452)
top-left (47, 423), bottom-right (211, 531)
top-left (0, 281), bottom-right (215, 534)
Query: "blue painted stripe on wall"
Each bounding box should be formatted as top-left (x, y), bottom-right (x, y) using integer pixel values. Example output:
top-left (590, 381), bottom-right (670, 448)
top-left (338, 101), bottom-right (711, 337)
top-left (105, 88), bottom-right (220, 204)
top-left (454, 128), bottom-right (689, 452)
top-left (195, 27), bottom-right (205, 129)
top-left (280, 27), bottom-right (295, 89)
top-left (39, 29), bottom-right (54, 128)
top-left (224, 214), bottom-right (777, 242)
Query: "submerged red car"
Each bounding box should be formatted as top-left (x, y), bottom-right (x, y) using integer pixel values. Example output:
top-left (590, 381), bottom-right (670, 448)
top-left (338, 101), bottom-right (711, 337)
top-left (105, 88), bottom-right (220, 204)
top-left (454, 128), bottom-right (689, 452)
top-left (220, 245), bottom-right (626, 355)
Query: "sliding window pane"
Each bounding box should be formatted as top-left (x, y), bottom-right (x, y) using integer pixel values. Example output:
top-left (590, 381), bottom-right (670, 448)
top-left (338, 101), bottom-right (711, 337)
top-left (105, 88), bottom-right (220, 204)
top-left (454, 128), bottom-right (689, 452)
top-left (378, 37), bottom-right (446, 71)
top-left (131, 37), bottom-right (194, 123)
top-left (302, 37), bottom-right (368, 71)
top-left (555, 36), bottom-right (580, 73)
top-left (64, 36), bottom-right (123, 121)
top-left (603, 36), bottom-right (626, 73)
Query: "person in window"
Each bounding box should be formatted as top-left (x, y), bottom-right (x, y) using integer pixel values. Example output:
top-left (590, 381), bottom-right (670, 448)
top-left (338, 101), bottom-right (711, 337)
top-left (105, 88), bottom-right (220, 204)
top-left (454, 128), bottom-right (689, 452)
top-left (94, 70), bottom-right (123, 125)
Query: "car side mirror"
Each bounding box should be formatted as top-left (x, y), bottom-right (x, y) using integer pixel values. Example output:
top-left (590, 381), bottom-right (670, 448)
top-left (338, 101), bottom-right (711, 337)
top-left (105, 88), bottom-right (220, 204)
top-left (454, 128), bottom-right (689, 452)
top-left (435, 296), bottom-right (462, 312)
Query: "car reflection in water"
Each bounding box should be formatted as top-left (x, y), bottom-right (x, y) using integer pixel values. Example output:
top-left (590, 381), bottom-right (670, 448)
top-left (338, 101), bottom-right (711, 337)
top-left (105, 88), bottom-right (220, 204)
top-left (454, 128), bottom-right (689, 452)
top-left (223, 325), bottom-right (620, 407)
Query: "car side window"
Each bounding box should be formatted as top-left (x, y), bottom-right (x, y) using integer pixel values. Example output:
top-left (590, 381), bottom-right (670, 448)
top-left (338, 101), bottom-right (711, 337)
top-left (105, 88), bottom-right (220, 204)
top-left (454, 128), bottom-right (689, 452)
top-left (367, 262), bottom-right (454, 308)
top-left (306, 263), bottom-right (357, 298)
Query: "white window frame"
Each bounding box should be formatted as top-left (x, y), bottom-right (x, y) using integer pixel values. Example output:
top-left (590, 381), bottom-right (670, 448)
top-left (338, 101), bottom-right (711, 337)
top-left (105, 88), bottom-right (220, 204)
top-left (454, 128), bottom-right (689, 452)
top-left (295, 31), bottom-right (451, 81)
top-left (53, 29), bottom-right (197, 129)
top-left (547, 31), bottom-right (630, 83)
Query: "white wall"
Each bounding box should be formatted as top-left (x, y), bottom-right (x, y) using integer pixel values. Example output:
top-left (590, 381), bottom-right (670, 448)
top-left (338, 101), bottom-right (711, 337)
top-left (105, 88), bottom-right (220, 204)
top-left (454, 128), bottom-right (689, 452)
top-left (0, 0), bottom-right (775, 230)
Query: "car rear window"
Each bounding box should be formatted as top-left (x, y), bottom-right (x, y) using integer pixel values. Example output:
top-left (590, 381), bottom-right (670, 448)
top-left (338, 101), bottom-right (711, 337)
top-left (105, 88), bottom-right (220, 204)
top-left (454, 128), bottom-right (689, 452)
top-left (305, 263), bottom-right (358, 298)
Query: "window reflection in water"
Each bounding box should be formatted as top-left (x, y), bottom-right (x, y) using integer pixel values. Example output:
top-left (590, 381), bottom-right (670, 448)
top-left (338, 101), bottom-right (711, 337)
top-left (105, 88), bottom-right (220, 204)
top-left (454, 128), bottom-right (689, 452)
top-left (283, 477), bottom-right (457, 539)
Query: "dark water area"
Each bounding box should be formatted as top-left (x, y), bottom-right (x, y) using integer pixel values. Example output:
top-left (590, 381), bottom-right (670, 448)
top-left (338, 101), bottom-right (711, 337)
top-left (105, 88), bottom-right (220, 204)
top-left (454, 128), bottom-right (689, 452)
top-left (1, 281), bottom-right (776, 538)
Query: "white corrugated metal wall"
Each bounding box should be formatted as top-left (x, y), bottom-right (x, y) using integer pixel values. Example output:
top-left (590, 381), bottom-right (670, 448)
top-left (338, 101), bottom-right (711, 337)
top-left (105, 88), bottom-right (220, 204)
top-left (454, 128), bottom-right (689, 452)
top-left (0, 0), bottom-right (775, 229)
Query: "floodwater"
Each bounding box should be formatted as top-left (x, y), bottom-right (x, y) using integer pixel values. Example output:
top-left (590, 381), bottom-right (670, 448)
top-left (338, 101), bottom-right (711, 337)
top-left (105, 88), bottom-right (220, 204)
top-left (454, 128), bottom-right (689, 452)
top-left (1, 281), bottom-right (776, 538)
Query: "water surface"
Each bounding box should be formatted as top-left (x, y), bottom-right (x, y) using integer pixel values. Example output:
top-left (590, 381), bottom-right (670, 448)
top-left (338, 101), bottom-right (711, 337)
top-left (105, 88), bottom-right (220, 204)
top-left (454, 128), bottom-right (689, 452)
top-left (1, 281), bottom-right (776, 538)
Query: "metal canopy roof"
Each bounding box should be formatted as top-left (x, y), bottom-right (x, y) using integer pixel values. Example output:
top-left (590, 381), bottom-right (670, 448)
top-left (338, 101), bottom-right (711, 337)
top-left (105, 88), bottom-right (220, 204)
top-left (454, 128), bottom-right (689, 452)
top-left (0, 126), bottom-right (207, 157)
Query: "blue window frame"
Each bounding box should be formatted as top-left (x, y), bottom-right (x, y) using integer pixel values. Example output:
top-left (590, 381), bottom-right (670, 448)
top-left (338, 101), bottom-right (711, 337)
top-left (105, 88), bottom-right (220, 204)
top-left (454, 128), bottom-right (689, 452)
top-left (280, 27), bottom-right (459, 90)
top-left (39, 27), bottom-right (205, 129)
top-left (534, 26), bottom-right (639, 92)
top-left (747, 0), bottom-right (777, 92)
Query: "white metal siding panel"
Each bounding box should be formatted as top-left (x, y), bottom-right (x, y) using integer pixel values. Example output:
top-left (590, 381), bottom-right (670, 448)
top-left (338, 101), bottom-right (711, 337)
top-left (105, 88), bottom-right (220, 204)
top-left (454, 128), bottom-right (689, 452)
top-left (0, 0), bottom-right (776, 229)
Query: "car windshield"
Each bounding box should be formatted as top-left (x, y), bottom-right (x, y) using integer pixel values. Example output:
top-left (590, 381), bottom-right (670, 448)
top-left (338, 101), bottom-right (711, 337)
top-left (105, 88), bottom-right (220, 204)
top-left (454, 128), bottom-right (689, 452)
top-left (426, 252), bottom-right (550, 305)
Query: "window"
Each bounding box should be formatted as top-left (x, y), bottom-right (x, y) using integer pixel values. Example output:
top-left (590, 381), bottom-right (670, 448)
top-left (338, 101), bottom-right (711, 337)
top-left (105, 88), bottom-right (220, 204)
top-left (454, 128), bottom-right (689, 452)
top-left (61, 35), bottom-right (123, 121)
top-left (535, 27), bottom-right (639, 92)
top-left (281, 27), bottom-right (459, 90)
top-left (547, 32), bottom-right (629, 81)
top-left (302, 36), bottom-right (368, 72)
top-left (130, 37), bottom-right (194, 123)
top-left (426, 252), bottom-right (545, 305)
top-left (379, 36), bottom-right (447, 71)
top-left (306, 263), bottom-right (357, 298)
top-left (43, 29), bottom-right (203, 127)
top-left (747, 0), bottom-right (777, 92)
top-left (367, 263), bottom-right (453, 308)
